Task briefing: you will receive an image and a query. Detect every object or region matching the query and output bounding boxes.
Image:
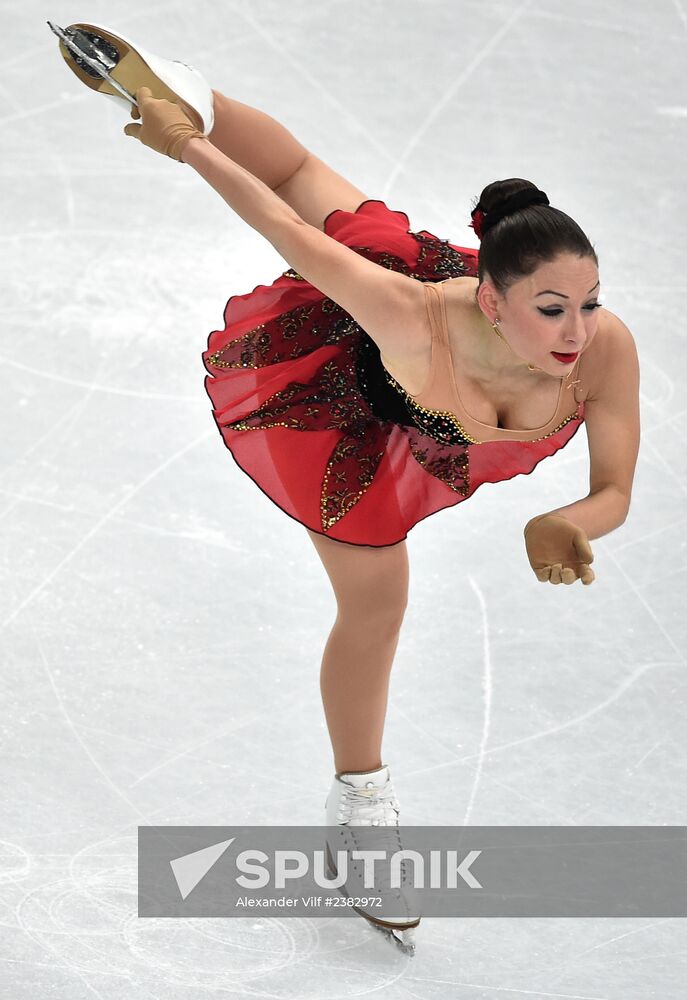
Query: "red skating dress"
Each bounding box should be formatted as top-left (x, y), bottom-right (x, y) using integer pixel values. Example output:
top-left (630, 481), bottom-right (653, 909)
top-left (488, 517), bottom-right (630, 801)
top-left (202, 200), bottom-right (586, 547)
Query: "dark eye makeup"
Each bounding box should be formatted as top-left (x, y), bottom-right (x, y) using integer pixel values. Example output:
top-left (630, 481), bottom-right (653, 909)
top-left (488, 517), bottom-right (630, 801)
top-left (538, 303), bottom-right (602, 317)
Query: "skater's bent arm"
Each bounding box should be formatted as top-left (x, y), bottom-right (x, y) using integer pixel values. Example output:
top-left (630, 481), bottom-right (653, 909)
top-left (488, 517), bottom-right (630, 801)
top-left (183, 138), bottom-right (427, 363)
top-left (542, 313), bottom-right (640, 540)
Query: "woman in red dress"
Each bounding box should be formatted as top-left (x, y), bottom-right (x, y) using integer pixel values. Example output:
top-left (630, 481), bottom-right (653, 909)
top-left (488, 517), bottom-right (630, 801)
top-left (55, 24), bottom-right (641, 950)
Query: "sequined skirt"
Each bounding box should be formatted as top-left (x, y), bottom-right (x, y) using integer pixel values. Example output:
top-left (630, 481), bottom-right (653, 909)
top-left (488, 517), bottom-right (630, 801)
top-left (201, 199), bottom-right (582, 547)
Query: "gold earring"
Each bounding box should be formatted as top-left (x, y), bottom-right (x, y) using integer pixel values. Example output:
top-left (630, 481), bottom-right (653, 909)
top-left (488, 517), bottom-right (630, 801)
top-left (490, 318), bottom-right (506, 343)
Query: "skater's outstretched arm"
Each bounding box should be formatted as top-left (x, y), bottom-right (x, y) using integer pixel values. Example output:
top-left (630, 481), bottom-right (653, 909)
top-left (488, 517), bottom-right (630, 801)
top-left (125, 89), bottom-right (429, 369)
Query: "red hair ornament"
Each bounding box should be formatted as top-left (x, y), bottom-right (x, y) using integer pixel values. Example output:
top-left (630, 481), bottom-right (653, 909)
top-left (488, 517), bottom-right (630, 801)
top-left (469, 189), bottom-right (549, 242)
top-left (469, 207), bottom-right (487, 241)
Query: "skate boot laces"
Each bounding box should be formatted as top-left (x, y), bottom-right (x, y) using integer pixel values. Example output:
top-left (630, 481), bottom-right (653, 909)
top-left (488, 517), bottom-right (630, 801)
top-left (335, 778), bottom-right (399, 826)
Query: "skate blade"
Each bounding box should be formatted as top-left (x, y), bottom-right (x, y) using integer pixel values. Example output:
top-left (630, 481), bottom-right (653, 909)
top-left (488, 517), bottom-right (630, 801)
top-left (370, 919), bottom-right (416, 955)
top-left (49, 21), bottom-right (204, 132)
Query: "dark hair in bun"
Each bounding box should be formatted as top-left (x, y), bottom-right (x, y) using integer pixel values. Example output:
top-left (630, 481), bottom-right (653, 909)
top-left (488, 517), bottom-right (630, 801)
top-left (472, 178), bottom-right (598, 299)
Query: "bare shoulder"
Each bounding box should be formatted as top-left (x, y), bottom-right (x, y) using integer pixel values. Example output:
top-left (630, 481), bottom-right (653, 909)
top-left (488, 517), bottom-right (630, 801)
top-left (375, 278), bottom-right (432, 387)
top-left (602, 308), bottom-right (639, 349)
top-left (580, 307), bottom-right (639, 403)
top-left (378, 275), bottom-right (475, 393)
top-left (442, 274), bottom-right (481, 319)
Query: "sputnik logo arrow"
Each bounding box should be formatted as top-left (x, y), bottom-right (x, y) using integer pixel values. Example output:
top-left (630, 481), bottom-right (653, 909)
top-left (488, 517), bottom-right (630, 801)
top-left (169, 837), bottom-right (236, 900)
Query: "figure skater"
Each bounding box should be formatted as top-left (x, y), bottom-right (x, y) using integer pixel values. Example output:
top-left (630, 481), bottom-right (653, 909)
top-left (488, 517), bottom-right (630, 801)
top-left (52, 21), bottom-right (640, 954)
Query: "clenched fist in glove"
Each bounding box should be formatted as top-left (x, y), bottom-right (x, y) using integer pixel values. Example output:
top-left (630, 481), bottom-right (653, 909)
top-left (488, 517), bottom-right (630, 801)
top-left (123, 86), bottom-right (208, 162)
top-left (524, 513), bottom-right (595, 585)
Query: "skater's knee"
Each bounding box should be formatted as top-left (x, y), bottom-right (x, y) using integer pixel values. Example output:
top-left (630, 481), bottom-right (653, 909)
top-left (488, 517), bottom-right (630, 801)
top-left (335, 588), bottom-right (408, 638)
top-left (306, 528), bottom-right (409, 632)
top-left (330, 555), bottom-right (408, 632)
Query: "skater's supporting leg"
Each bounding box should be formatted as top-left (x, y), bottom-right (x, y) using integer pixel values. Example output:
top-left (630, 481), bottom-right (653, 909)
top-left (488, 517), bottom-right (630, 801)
top-left (208, 90), bottom-right (370, 230)
top-left (306, 529), bottom-right (409, 774)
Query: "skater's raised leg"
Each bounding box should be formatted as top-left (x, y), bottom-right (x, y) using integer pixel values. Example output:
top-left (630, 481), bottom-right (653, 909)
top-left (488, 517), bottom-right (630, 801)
top-left (208, 89), bottom-right (370, 230)
top-left (305, 528), bottom-right (409, 774)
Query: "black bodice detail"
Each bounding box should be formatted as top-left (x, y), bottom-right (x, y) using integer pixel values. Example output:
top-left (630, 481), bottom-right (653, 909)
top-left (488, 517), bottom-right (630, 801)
top-left (354, 330), bottom-right (419, 428)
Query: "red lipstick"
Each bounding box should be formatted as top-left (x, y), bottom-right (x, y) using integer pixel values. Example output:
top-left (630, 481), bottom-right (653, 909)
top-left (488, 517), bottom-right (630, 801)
top-left (551, 351), bottom-right (578, 364)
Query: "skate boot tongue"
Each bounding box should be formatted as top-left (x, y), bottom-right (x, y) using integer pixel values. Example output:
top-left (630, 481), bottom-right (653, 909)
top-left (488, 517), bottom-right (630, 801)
top-left (335, 765), bottom-right (399, 825)
top-left (337, 765), bottom-right (390, 788)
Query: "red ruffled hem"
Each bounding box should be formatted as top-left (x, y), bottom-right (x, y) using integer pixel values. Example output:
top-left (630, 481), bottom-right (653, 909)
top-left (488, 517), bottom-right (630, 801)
top-left (201, 199), bottom-right (584, 547)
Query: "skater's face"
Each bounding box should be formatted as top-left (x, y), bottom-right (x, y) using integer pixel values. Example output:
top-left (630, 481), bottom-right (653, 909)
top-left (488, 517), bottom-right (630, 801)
top-left (478, 253), bottom-right (601, 377)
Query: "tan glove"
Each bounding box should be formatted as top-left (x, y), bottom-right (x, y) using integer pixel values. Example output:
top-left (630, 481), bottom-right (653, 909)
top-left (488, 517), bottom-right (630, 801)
top-left (524, 513), bottom-right (595, 585)
top-left (123, 86), bottom-right (208, 162)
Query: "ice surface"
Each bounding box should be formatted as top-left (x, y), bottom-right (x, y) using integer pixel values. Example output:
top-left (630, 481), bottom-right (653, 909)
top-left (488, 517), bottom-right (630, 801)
top-left (1, 1), bottom-right (686, 996)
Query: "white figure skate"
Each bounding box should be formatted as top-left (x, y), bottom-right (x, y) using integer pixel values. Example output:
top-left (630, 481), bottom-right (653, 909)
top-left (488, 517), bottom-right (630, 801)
top-left (47, 20), bottom-right (214, 135)
top-left (325, 763), bottom-right (421, 955)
